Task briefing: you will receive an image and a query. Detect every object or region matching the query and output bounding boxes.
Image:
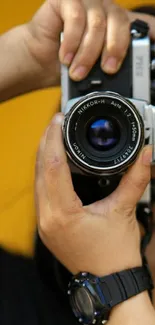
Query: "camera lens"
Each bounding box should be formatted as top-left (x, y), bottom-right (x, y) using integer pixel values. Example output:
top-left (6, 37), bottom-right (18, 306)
top-left (87, 118), bottom-right (120, 151)
top-left (63, 92), bottom-right (144, 176)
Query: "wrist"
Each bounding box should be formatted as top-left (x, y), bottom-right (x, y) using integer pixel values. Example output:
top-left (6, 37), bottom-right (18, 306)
top-left (97, 255), bottom-right (142, 277)
top-left (109, 291), bottom-right (155, 325)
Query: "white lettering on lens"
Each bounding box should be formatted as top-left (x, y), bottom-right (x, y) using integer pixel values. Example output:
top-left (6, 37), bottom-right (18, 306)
top-left (114, 146), bottom-right (134, 165)
top-left (124, 109), bottom-right (132, 118)
top-left (131, 121), bottom-right (138, 142)
top-left (111, 101), bottom-right (122, 109)
top-left (73, 143), bottom-right (86, 160)
top-left (77, 99), bottom-right (105, 115)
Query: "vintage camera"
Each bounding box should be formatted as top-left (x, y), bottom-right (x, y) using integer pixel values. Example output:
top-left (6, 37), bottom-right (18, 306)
top-left (61, 20), bottom-right (155, 250)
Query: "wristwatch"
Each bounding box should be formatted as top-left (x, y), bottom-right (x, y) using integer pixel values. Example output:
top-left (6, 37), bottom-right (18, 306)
top-left (67, 266), bottom-right (154, 324)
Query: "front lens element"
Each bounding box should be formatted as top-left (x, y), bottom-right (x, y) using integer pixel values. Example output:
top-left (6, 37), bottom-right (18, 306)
top-left (87, 118), bottom-right (120, 151)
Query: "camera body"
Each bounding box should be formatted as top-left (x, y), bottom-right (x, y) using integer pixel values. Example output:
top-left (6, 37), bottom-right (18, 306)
top-left (60, 21), bottom-right (155, 256)
top-left (61, 21), bottom-right (155, 209)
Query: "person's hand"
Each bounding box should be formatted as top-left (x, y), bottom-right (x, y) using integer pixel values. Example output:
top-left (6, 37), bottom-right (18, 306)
top-left (25, 0), bottom-right (131, 86)
top-left (2, 2), bottom-right (155, 102)
top-left (35, 113), bottom-right (152, 276)
top-left (25, 1), bottom-right (155, 87)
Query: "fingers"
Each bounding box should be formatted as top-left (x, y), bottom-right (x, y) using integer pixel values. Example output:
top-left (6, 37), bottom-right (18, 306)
top-left (128, 11), bottom-right (155, 41)
top-left (36, 114), bottom-right (82, 216)
top-left (69, 0), bottom-right (106, 81)
top-left (112, 146), bottom-right (152, 210)
top-left (59, 1), bottom-right (131, 80)
top-left (59, 0), bottom-right (86, 66)
top-left (101, 4), bottom-right (130, 74)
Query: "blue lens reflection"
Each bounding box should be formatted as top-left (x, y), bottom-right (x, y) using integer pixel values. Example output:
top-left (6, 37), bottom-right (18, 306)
top-left (88, 118), bottom-right (120, 150)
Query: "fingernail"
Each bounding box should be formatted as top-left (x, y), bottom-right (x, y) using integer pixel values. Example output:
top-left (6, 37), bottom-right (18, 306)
top-left (52, 113), bottom-right (64, 125)
top-left (63, 52), bottom-right (74, 65)
top-left (142, 146), bottom-right (152, 166)
top-left (70, 65), bottom-right (87, 80)
top-left (102, 57), bottom-right (120, 74)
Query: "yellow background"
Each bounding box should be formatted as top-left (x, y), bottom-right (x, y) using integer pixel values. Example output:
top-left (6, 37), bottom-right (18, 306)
top-left (0, 0), bottom-right (154, 256)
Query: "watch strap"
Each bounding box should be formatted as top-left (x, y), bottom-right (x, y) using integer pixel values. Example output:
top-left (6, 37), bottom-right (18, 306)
top-left (99, 265), bottom-right (154, 308)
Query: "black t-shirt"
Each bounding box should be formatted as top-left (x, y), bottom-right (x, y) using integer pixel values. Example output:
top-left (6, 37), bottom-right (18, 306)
top-left (0, 241), bottom-right (78, 325)
top-left (0, 173), bottom-right (112, 325)
top-left (0, 170), bottom-right (120, 325)
top-left (0, 170), bottom-right (121, 325)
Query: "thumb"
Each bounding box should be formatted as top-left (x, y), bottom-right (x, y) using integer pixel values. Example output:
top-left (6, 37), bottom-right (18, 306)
top-left (111, 146), bottom-right (152, 210)
top-left (128, 11), bottom-right (155, 40)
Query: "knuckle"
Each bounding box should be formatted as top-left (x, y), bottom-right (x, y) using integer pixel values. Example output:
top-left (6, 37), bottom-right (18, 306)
top-left (118, 7), bottom-right (129, 23)
top-left (136, 176), bottom-right (148, 189)
top-left (111, 4), bottom-right (129, 21)
top-left (64, 195), bottom-right (82, 215)
top-left (90, 13), bottom-right (105, 30)
top-left (38, 210), bottom-right (59, 237)
top-left (126, 174), bottom-right (148, 192)
top-left (38, 215), bottom-right (51, 237)
top-left (45, 155), bottom-right (65, 175)
top-left (124, 207), bottom-right (135, 219)
top-left (132, 172), bottom-right (149, 190)
top-left (113, 205), bottom-right (132, 217)
top-left (71, 8), bottom-right (84, 23)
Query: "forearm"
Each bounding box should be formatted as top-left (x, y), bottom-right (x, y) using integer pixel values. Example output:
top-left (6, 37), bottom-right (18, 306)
top-left (108, 292), bottom-right (155, 325)
top-left (0, 25), bottom-right (52, 102)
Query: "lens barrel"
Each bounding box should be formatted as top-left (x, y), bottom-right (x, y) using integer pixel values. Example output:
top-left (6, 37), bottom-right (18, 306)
top-left (63, 92), bottom-right (144, 176)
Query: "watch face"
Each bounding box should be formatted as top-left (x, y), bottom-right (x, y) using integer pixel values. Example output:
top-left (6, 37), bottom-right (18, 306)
top-left (69, 274), bottom-right (110, 324)
top-left (72, 287), bottom-right (94, 323)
